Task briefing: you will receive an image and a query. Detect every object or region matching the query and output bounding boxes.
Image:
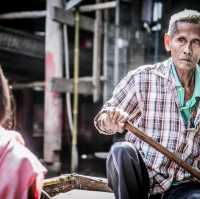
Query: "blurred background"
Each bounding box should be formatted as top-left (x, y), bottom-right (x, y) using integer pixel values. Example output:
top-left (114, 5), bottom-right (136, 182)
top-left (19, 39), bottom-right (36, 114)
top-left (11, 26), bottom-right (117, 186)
top-left (0, 0), bottom-right (199, 178)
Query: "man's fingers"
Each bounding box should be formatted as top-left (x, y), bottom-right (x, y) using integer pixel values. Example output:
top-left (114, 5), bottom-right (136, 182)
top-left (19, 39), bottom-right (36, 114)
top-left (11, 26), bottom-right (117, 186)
top-left (118, 113), bottom-right (129, 123)
top-left (118, 122), bottom-right (126, 133)
top-left (108, 109), bottom-right (115, 121)
top-left (112, 111), bottom-right (121, 123)
top-left (98, 108), bottom-right (129, 134)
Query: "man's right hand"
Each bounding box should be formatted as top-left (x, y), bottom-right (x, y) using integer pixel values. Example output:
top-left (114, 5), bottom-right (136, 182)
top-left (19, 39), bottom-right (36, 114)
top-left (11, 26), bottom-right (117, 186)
top-left (97, 108), bottom-right (129, 134)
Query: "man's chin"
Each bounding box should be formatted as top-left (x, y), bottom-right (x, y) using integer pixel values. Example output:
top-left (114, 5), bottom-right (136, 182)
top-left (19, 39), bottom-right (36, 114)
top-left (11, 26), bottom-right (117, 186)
top-left (176, 62), bottom-right (196, 70)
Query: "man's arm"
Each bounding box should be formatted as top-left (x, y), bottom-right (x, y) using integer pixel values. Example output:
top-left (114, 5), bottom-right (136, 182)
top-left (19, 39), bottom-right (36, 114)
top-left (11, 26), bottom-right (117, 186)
top-left (94, 107), bottom-right (129, 135)
top-left (94, 70), bottom-right (138, 135)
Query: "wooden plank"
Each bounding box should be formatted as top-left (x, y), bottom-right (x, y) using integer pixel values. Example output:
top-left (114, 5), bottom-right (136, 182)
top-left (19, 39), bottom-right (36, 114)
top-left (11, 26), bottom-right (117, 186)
top-left (0, 27), bottom-right (44, 59)
top-left (66, 0), bottom-right (83, 10)
top-left (51, 77), bottom-right (105, 95)
top-left (80, 1), bottom-right (117, 12)
top-left (43, 173), bottom-right (112, 197)
top-left (53, 190), bottom-right (114, 199)
top-left (11, 81), bottom-right (44, 90)
top-left (51, 7), bottom-right (94, 32)
top-left (52, 78), bottom-right (93, 95)
top-left (0, 11), bottom-right (46, 19)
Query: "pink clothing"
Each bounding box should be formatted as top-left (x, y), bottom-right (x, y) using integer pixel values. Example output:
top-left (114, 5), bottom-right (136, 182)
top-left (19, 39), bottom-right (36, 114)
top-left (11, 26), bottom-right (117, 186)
top-left (0, 127), bottom-right (47, 199)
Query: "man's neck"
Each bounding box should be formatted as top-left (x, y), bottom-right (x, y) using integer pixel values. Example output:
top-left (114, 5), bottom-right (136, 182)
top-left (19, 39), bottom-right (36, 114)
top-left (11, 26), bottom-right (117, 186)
top-left (176, 67), bottom-right (195, 101)
top-left (176, 67), bottom-right (195, 88)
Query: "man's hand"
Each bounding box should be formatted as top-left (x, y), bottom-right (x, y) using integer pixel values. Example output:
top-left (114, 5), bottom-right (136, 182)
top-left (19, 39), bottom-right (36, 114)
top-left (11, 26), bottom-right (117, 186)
top-left (98, 108), bottom-right (129, 134)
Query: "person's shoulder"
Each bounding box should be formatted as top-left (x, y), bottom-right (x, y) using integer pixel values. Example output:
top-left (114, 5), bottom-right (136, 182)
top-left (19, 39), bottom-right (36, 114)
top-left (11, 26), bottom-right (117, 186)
top-left (128, 63), bottom-right (158, 76)
top-left (128, 59), bottom-right (171, 78)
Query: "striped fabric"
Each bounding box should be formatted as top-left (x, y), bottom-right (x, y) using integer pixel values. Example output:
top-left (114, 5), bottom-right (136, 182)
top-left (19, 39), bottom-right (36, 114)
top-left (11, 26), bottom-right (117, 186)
top-left (94, 58), bottom-right (200, 194)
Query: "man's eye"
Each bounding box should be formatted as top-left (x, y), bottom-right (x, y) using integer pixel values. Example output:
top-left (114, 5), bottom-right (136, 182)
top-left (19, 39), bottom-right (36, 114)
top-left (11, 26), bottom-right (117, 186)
top-left (177, 38), bottom-right (185, 43)
top-left (193, 39), bottom-right (200, 46)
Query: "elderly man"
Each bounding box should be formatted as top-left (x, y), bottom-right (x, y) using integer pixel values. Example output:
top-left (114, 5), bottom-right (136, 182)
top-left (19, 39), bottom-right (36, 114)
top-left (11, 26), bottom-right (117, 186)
top-left (94, 9), bottom-right (200, 199)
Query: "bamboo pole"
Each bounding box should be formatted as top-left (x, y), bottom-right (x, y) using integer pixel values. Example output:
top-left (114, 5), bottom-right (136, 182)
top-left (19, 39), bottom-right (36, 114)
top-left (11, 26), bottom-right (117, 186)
top-left (71, 10), bottom-right (80, 172)
top-left (125, 120), bottom-right (200, 181)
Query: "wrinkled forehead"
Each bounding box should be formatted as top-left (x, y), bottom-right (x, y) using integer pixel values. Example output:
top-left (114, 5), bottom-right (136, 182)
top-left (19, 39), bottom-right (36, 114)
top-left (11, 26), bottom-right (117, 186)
top-left (173, 21), bottom-right (200, 37)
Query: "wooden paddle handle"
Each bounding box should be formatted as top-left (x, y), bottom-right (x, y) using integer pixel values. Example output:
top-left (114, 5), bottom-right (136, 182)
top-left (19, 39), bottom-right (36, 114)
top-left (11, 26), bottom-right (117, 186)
top-left (125, 120), bottom-right (200, 181)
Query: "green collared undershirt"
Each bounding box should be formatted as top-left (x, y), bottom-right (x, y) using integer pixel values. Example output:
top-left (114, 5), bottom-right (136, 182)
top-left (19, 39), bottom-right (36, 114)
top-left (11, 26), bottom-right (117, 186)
top-left (171, 64), bottom-right (200, 127)
top-left (171, 64), bottom-right (200, 186)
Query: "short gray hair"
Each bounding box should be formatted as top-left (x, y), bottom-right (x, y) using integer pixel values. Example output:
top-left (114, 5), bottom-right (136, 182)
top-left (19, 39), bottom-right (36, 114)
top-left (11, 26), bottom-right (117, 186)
top-left (168, 9), bottom-right (200, 35)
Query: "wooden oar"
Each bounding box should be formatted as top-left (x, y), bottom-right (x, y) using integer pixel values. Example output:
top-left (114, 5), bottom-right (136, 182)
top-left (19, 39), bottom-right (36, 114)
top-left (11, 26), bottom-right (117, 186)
top-left (124, 120), bottom-right (200, 181)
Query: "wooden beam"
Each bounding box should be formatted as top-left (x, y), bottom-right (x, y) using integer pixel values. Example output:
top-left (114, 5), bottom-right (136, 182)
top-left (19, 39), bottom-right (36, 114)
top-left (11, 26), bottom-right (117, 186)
top-left (0, 2), bottom-right (116, 20)
top-left (51, 76), bottom-right (105, 95)
top-left (52, 78), bottom-right (92, 95)
top-left (66, 0), bottom-right (83, 10)
top-left (80, 1), bottom-right (117, 12)
top-left (11, 81), bottom-right (44, 90)
top-left (0, 11), bottom-right (46, 20)
top-left (0, 26), bottom-right (44, 59)
top-left (51, 7), bottom-right (94, 32)
top-left (43, 173), bottom-right (112, 197)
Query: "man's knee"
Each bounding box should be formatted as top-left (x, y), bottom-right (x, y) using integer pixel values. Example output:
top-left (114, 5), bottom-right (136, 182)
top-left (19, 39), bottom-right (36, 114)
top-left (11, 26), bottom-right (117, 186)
top-left (187, 192), bottom-right (200, 199)
top-left (107, 141), bottom-right (138, 163)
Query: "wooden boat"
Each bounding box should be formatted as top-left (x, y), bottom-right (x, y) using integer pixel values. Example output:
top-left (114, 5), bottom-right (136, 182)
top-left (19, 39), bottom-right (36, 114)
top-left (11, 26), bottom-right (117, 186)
top-left (41, 173), bottom-right (114, 199)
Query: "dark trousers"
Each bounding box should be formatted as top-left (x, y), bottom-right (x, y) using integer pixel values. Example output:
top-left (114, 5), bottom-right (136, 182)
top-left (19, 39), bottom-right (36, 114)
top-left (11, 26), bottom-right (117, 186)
top-left (107, 141), bottom-right (200, 199)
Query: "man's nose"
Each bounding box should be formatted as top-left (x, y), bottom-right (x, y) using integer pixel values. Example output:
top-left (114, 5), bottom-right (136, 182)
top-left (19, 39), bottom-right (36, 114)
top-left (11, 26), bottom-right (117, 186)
top-left (183, 43), bottom-right (192, 55)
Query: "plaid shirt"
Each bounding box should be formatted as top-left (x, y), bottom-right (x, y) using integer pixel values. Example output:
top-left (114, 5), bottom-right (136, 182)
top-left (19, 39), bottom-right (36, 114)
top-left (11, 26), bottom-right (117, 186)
top-left (94, 58), bottom-right (200, 194)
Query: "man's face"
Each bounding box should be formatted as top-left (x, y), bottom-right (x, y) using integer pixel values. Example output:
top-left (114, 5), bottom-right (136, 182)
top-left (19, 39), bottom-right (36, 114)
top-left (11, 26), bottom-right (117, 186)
top-left (164, 22), bottom-right (200, 71)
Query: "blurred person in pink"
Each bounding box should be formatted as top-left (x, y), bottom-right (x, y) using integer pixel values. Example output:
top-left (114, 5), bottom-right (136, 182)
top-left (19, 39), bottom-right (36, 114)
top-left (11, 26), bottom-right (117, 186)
top-left (0, 66), bottom-right (47, 199)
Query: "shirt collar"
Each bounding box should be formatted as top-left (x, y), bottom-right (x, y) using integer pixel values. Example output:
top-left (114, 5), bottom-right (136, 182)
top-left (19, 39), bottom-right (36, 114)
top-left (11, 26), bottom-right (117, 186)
top-left (194, 66), bottom-right (200, 99)
top-left (171, 63), bottom-right (182, 87)
top-left (171, 64), bottom-right (200, 106)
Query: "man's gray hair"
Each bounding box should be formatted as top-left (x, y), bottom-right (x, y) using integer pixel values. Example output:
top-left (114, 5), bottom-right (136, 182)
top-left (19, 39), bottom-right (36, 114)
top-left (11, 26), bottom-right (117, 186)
top-left (168, 9), bottom-right (200, 35)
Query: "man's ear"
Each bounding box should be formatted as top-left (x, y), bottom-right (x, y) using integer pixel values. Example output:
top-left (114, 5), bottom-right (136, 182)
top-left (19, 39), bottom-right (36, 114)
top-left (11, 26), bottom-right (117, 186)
top-left (164, 33), bottom-right (171, 52)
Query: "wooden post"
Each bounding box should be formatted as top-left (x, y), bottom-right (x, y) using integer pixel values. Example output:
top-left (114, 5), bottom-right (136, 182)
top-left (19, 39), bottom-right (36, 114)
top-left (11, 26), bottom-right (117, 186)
top-left (103, 9), bottom-right (109, 101)
top-left (92, 0), bottom-right (102, 102)
top-left (21, 89), bottom-right (34, 148)
top-left (114, 0), bottom-right (120, 85)
top-left (44, 0), bottom-right (63, 168)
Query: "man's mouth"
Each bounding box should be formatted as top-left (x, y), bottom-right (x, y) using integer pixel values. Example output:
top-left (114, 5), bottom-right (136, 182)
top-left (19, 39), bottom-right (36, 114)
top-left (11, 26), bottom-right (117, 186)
top-left (180, 58), bottom-right (192, 63)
